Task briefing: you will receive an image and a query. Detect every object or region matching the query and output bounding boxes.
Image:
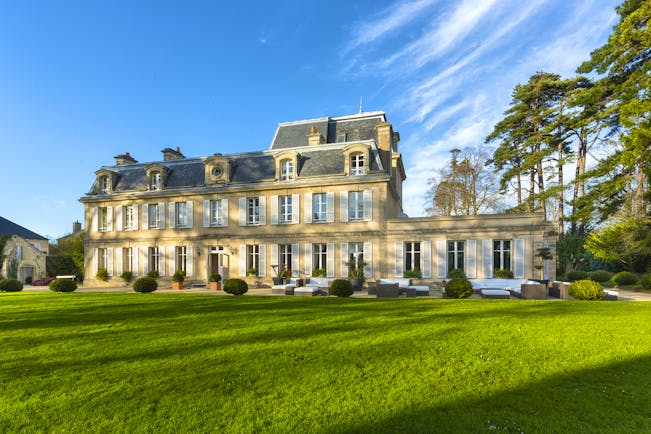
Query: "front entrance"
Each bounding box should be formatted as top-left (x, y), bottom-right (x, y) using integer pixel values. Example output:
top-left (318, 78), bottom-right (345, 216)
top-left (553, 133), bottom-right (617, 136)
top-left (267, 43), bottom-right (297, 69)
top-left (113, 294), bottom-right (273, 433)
top-left (19, 266), bottom-right (34, 283)
top-left (208, 247), bottom-right (229, 282)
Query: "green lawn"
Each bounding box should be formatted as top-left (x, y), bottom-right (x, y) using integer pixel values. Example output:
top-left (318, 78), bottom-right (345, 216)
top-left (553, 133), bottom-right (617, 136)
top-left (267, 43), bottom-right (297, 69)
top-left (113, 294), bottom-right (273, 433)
top-left (1, 293), bottom-right (650, 433)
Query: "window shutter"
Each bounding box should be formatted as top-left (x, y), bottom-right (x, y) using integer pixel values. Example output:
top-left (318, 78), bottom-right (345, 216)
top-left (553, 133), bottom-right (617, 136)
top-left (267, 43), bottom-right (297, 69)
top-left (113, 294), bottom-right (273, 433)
top-left (482, 239), bottom-right (493, 278)
top-left (187, 246), bottom-right (193, 277)
top-left (422, 240), bottom-right (432, 278)
top-left (465, 240), bottom-right (477, 278)
top-left (92, 247), bottom-right (98, 276)
top-left (363, 241), bottom-right (373, 279)
top-left (304, 243), bottom-right (312, 276)
top-left (340, 191), bottom-right (349, 222)
top-left (106, 206), bottom-right (113, 231)
top-left (106, 247), bottom-right (114, 276)
top-left (221, 199), bottom-right (229, 226)
top-left (291, 194), bottom-right (300, 224)
top-left (270, 195), bottom-right (279, 225)
top-left (258, 244), bottom-right (266, 277)
top-left (168, 202), bottom-right (176, 228)
top-left (270, 244), bottom-right (279, 269)
top-left (326, 243), bottom-right (335, 277)
top-left (259, 196), bottom-right (267, 225)
top-left (169, 245), bottom-right (176, 274)
top-left (159, 246), bottom-right (166, 277)
top-left (326, 192), bottom-right (335, 222)
top-left (340, 243), bottom-right (349, 277)
top-left (141, 247), bottom-right (148, 275)
top-left (91, 207), bottom-right (98, 232)
top-left (187, 201), bottom-right (194, 227)
top-left (116, 248), bottom-right (123, 276)
top-left (363, 189), bottom-right (373, 221)
top-left (239, 198), bottom-right (247, 226)
top-left (291, 243), bottom-right (299, 276)
top-left (514, 238), bottom-right (525, 278)
top-left (132, 205), bottom-right (139, 230)
top-left (239, 245), bottom-right (246, 276)
top-left (133, 247), bottom-right (139, 276)
top-left (394, 241), bottom-right (403, 277)
top-left (203, 200), bottom-right (210, 227)
top-left (158, 203), bottom-right (166, 229)
top-left (116, 206), bottom-right (123, 231)
top-left (142, 204), bottom-right (149, 230)
top-left (304, 193), bottom-right (312, 223)
top-left (436, 240), bottom-right (447, 278)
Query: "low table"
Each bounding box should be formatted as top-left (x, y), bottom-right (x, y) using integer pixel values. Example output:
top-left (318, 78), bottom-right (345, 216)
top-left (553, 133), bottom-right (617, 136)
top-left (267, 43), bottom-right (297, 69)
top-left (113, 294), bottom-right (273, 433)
top-left (294, 286), bottom-right (320, 296)
top-left (480, 289), bottom-right (510, 299)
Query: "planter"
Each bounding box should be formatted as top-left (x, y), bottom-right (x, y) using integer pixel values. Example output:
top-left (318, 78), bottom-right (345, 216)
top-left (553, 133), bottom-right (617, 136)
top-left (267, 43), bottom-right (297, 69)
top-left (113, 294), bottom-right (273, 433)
top-left (172, 281), bottom-right (184, 290)
top-left (350, 278), bottom-right (364, 291)
top-left (295, 279), bottom-right (304, 288)
top-left (272, 277), bottom-right (283, 285)
top-left (209, 282), bottom-right (221, 291)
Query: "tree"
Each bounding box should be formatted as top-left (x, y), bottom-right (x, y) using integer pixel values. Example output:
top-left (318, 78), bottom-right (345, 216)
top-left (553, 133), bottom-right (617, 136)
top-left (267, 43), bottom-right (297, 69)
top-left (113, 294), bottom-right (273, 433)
top-left (425, 147), bottom-right (503, 216)
top-left (49, 232), bottom-right (84, 277)
top-left (585, 217), bottom-right (651, 271)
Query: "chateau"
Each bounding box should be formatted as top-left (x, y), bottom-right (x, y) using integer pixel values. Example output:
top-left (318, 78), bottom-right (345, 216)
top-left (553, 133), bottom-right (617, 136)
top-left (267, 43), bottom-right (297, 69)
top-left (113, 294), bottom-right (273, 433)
top-left (80, 111), bottom-right (555, 286)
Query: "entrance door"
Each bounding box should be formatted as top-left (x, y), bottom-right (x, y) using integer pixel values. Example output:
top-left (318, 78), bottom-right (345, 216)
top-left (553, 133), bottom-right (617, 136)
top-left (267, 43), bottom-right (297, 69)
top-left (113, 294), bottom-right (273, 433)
top-left (209, 247), bottom-right (229, 282)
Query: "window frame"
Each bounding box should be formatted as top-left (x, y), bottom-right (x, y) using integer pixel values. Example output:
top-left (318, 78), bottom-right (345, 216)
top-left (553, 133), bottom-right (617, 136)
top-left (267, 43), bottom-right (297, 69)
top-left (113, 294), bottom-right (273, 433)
top-left (405, 241), bottom-right (421, 272)
top-left (148, 247), bottom-right (160, 272)
top-left (312, 243), bottom-right (327, 270)
top-left (175, 246), bottom-right (188, 274)
top-left (99, 176), bottom-right (110, 193)
top-left (99, 207), bottom-right (109, 232)
top-left (348, 191), bottom-right (365, 221)
top-left (175, 202), bottom-right (189, 228)
top-left (124, 205), bottom-right (135, 230)
top-left (210, 199), bottom-right (225, 226)
top-left (447, 241), bottom-right (465, 274)
top-left (246, 244), bottom-right (260, 271)
top-left (279, 195), bottom-right (293, 224)
top-left (348, 242), bottom-right (364, 272)
top-left (278, 244), bottom-right (293, 273)
top-left (150, 171), bottom-right (161, 191)
top-left (312, 193), bottom-right (327, 222)
top-left (350, 153), bottom-right (365, 175)
top-left (123, 247), bottom-right (134, 272)
top-left (280, 159), bottom-right (294, 181)
top-left (247, 197), bottom-right (260, 225)
top-left (148, 204), bottom-right (160, 229)
top-left (493, 240), bottom-right (512, 272)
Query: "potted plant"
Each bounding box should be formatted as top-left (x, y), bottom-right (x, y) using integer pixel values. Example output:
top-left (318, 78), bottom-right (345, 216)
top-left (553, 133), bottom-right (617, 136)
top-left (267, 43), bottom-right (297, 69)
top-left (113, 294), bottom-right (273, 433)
top-left (209, 273), bottom-right (222, 291)
top-left (120, 270), bottom-right (133, 285)
top-left (246, 268), bottom-right (258, 277)
top-left (172, 269), bottom-right (185, 290)
top-left (281, 267), bottom-right (292, 284)
top-left (271, 265), bottom-right (283, 286)
top-left (312, 268), bottom-right (326, 277)
top-left (349, 267), bottom-right (365, 291)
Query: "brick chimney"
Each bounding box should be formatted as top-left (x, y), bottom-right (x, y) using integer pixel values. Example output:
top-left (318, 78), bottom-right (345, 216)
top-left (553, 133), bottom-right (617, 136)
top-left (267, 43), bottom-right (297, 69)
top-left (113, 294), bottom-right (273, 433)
top-left (162, 146), bottom-right (185, 161)
top-left (73, 221), bottom-right (82, 233)
top-left (307, 126), bottom-right (325, 145)
top-left (114, 152), bottom-right (137, 165)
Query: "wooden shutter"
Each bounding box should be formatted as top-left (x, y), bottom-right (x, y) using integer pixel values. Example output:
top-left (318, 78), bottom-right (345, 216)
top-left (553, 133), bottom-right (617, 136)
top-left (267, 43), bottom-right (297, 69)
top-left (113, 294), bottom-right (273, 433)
top-left (106, 248), bottom-right (114, 276)
top-left (116, 206), bottom-right (123, 231)
top-left (106, 206), bottom-right (113, 231)
top-left (340, 191), bottom-right (348, 222)
top-left (116, 248), bottom-right (123, 276)
top-left (422, 240), bottom-right (432, 278)
top-left (291, 243), bottom-right (299, 276)
top-left (142, 204), bottom-right (149, 230)
top-left (514, 238), bottom-right (525, 278)
top-left (221, 199), bottom-right (229, 226)
top-left (141, 247), bottom-right (148, 275)
top-left (239, 245), bottom-right (246, 276)
top-left (436, 240), bottom-right (447, 278)
top-left (239, 198), bottom-right (247, 226)
top-left (187, 201), bottom-right (193, 228)
top-left (394, 241), bottom-right (403, 277)
top-left (92, 247), bottom-right (98, 276)
top-left (340, 243), bottom-right (349, 277)
top-left (304, 243), bottom-right (313, 276)
top-left (132, 205), bottom-right (139, 230)
top-left (271, 244), bottom-right (279, 268)
top-left (91, 207), bottom-right (98, 232)
top-left (465, 240), bottom-right (477, 279)
top-left (304, 193), bottom-right (312, 223)
top-left (259, 196), bottom-right (267, 225)
top-left (133, 247), bottom-right (139, 276)
top-left (203, 200), bottom-right (210, 227)
top-left (326, 192), bottom-right (335, 223)
top-left (270, 195), bottom-right (278, 225)
top-left (482, 239), bottom-right (493, 278)
top-left (326, 243), bottom-right (335, 277)
top-left (158, 203), bottom-right (165, 229)
top-left (291, 194), bottom-right (300, 224)
top-left (363, 241), bottom-right (373, 279)
top-left (363, 189), bottom-right (373, 221)
top-left (168, 202), bottom-right (176, 228)
top-left (169, 245), bottom-right (176, 274)
top-left (159, 246), bottom-right (166, 277)
top-left (187, 246), bottom-right (193, 277)
top-left (258, 244), bottom-right (266, 277)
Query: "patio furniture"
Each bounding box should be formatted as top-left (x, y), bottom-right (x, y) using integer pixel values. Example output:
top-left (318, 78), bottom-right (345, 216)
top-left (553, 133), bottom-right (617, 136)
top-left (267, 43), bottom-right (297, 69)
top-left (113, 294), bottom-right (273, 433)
top-left (294, 286), bottom-right (320, 296)
top-left (376, 283), bottom-right (400, 298)
top-left (520, 283), bottom-right (547, 300)
top-left (480, 289), bottom-right (510, 299)
top-left (379, 278), bottom-right (429, 296)
top-left (603, 289), bottom-right (618, 301)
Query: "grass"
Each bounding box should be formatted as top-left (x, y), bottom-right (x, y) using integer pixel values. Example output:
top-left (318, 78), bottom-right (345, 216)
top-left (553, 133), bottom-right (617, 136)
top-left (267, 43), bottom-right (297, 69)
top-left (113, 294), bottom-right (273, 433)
top-left (1, 293), bottom-right (650, 433)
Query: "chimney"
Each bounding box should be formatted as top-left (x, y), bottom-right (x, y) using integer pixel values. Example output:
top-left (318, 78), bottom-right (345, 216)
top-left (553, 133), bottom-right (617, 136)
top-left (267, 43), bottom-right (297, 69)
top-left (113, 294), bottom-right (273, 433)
top-left (114, 152), bottom-right (137, 165)
top-left (73, 221), bottom-right (82, 233)
top-left (307, 126), bottom-right (325, 145)
top-left (162, 147), bottom-right (185, 161)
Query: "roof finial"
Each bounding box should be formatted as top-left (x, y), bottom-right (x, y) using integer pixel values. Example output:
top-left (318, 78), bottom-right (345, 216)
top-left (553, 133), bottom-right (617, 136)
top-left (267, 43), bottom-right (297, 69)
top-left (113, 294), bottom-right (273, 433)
top-left (359, 96), bottom-right (363, 114)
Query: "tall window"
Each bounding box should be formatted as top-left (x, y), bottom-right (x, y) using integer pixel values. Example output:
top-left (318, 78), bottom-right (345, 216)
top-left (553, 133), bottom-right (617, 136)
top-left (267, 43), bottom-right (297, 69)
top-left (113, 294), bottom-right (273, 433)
top-left (247, 245), bottom-right (260, 272)
top-left (494, 240), bottom-right (511, 272)
top-left (124, 206), bottom-right (135, 230)
top-left (99, 176), bottom-right (110, 193)
top-left (175, 246), bottom-right (187, 273)
top-left (98, 247), bottom-right (108, 270)
top-left (210, 199), bottom-right (226, 226)
top-left (447, 241), bottom-right (465, 274)
top-left (348, 242), bottom-right (364, 272)
top-left (122, 247), bottom-right (134, 272)
top-left (150, 171), bottom-right (161, 190)
top-left (247, 197), bottom-right (260, 224)
top-left (405, 242), bottom-right (421, 272)
top-left (279, 244), bottom-right (292, 273)
top-left (176, 202), bottom-right (189, 227)
top-left (348, 191), bottom-right (364, 221)
top-left (351, 153), bottom-right (365, 175)
top-left (312, 193), bottom-right (327, 222)
top-left (16, 245), bottom-right (23, 260)
top-left (313, 243), bottom-right (327, 270)
top-left (149, 204), bottom-right (160, 229)
top-left (148, 247), bottom-right (160, 272)
top-left (280, 159), bottom-right (294, 181)
top-left (279, 195), bottom-right (292, 223)
top-left (99, 207), bottom-right (109, 231)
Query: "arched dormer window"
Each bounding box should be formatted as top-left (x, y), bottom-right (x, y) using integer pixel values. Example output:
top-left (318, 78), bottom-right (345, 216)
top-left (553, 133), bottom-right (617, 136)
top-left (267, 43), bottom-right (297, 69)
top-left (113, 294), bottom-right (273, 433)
top-left (274, 150), bottom-right (300, 181)
top-left (280, 159), bottom-right (294, 181)
top-left (145, 164), bottom-right (168, 191)
top-left (100, 175), bottom-right (110, 193)
top-left (150, 171), bottom-right (161, 190)
top-left (343, 143), bottom-right (370, 176)
top-left (94, 169), bottom-right (118, 195)
top-left (350, 153), bottom-right (365, 175)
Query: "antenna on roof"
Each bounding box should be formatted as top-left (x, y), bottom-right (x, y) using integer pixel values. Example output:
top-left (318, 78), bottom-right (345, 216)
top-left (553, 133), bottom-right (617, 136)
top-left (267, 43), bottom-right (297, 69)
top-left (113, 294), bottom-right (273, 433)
top-left (359, 96), bottom-right (363, 114)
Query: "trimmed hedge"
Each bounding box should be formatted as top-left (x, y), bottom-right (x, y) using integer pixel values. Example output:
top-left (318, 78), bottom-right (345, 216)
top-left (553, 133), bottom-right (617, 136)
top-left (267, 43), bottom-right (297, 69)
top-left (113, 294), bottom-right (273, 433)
top-left (147, 270), bottom-right (160, 279)
top-left (447, 268), bottom-right (466, 279)
top-left (494, 269), bottom-right (513, 278)
top-left (0, 279), bottom-right (23, 292)
top-left (567, 270), bottom-right (589, 281)
top-left (330, 279), bottom-right (354, 297)
top-left (640, 274), bottom-right (651, 290)
top-left (49, 279), bottom-right (77, 292)
top-left (133, 277), bottom-right (158, 293)
top-left (612, 271), bottom-right (638, 286)
top-left (445, 278), bottom-right (473, 299)
top-left (568, 280), bottom-right (604, 300)
top-left (403, 268), bottom-right (422, 279)
top-left (223, 278), bottom-right (248, 296)
top-left (589, 270), bottom-right (611, 283)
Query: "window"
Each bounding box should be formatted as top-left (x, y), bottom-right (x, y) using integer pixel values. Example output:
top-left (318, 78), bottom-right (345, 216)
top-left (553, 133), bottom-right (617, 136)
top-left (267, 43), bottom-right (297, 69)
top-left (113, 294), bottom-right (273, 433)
top-left (351, 153), bottom-right (364, 175)
top-left (337, 133), bottom-right (347, 143)
top-left (247, 245), bottom-right (260, 272)
top-left (405, 242), bottom-right (421, 272)
top-left (278, 244), bottom-right (292, 273)
top-left (148, 247), bottom-right (160, 273)
top-left (16, 245), bottom-right (23, 260)
top-left (123, 247), bottom-right (134, 272)
top-left (348, 242), bottom-right (364, 272)
top-left (124, 206), bottom-right (135, 230)
top-left (175, 246), bottom-right (187, 274)
top-left (312, 193), bottom-right (327, 222)
top-left (98, 247), bottom-right (108, 270)
top-left (312, 243), bottom-right (327, 270)
top-left (150, 171), bottom-right (161, 190)
top-left (247, 197), bottom-right (260, 224)
top-left (210, 199), bottom-right (226, 226)
top-left (280, 159), bottom-right (294, 181)
top-left (494, 240), bottom-right (511, 272)
top-left (447, 241), bottom-right (465, 274)
top-left (149, 204), bottom-right (160, 229)
top-left (99, 176), bottom-right (110, 193)
top-left (348, 191), bottom-right (364, 221)
top-left (279, 195), bottom-right (293, 223)
top-left (175, 202), bottom-right (189, 227)
top-left (99, 207), bottom-right (109, 231)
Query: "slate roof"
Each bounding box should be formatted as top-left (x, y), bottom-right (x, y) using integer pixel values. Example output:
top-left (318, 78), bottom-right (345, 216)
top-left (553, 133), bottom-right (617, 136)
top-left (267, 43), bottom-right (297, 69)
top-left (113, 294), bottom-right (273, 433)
top-left (0, 216), bottom-right (48, 240)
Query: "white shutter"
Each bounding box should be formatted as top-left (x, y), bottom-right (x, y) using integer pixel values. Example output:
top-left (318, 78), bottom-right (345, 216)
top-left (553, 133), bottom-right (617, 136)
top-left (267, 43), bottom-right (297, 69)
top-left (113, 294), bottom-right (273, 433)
top-left (259, 196), bottom-right (267, 225)
top-left (271, 244), bottom-right (279, 268)
top-left (326, 243), bottom-right (335, 277)
top-left (159, 246), bottom-right (166, 277)
top-left (187, 201), bottom-right (194, 228)
top-left (187, 246), bottom-right (193, 277)
top-left (340, 243), bottom-right (349, 277)
top-left (271, 195), bottom-right (279, 225)
top-left (169, 245), bottom-right (176, 274)
top-left (158, 203), bottom-right (166, 229)
top-left (106, 206), bottom-right (113, 231)
top-left (142, 204), bottom-right (149, 230)
top-left (465, 240), bottom-right (477, 278)
top-left (340, 191), bottom-right (349, 222)
top-left (169, 202), bottom-right (176, 228)
top-left (326, 192), bottom-right (335, 223)
top-left (363, 241), bottom-right (373, 279)
top-left (304, 243), bottom-right (313, 276)
top-left (132, 205), bottom-right (139, 230)
top-left (91, 207), bottom-right (98, 232)
top-left (514, 238), bottom-right (525, 278)
top-left (133, 247), bottom-right (139, 276)
top-left (141, 247), bottom-right (148, 275)
top-left (291, 243), bottom-right (299, 276)
top-left (363, 190), bottom-right (373, 221)
top-left (422, 240), bottom-right (432, 278)
top-left (239, 245), bottom-right (246, 276)
top-left (436, 240), bottom-right (447, 278)
top-left (304, 193), bottom-right (313, 223)
top-left (394, 241), bottom-right (403, 277)
top-left (203, 200), bottom-right (210, 227)
top-left (116, 247), bottom-right (123, 276)
top-left (92, 247), bottom-right (98, 275)
top-left (482, 239), bottom-right (493, 278)
top-left (239, 198), bottom-right (247, 226)
top-left (106, 248), bottom-right (114, 276)
top-left (116, 206), bottom-right (123, 231)
top-left (291, 194), bottom-right (300, 224)
top-left (221, 199), bottom-right (229, 226)
top-left (258, 244), bottom-right (266, 277)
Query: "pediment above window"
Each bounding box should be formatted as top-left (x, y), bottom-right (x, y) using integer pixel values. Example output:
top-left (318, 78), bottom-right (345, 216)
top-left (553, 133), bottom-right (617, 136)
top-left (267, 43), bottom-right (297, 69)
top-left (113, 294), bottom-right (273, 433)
top-left (204, 154), bottom-right (232, 185)
top-left (273, 150), bottom-right (300, 181)
top-left (94, 169), bottom-right (118, 194)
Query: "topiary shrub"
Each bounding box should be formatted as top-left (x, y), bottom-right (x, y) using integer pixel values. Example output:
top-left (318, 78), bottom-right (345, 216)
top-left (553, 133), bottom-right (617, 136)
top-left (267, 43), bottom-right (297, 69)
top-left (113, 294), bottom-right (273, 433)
top-left (640, 274), bottom-right (651, 290)
top-left (568, 280), bottom-right (604, 300)
top-left (96, 268), bottom-right (109, 282)
top-left (612, 271), bottom-right (638, 286)
top-left (447, 268), bottom-right (466, 279)
top-left (133, 277), bottom-right (158, 293)
top-left (403, 268), bottom-right (422, 278)
top-left (589, 270), bottom-right (611, 283)
top-left (223, 278), bottom-right (248, 295)
top-left (120, 270), bottom-right (133, 283)
top-left (444, 278), bottom-right (473, 299)
top-left (49, 279), bottom-right (77, 292)
top-left (209, 273), bottom-right (222, 283)
top-left (172, 269), bottom-right (186, 282)
top-left (494, 268), bottom-right (513, 278)
top-left (147, 270), bottom-right (160, 279)
top-left (567, 270), bottom-right (589, 281)
top-left (311, 268), bottom-right (326, 277)
top-left (0, 279), bottom-right (24, 292)
top-left (330, 279), bottom-right (354, 297)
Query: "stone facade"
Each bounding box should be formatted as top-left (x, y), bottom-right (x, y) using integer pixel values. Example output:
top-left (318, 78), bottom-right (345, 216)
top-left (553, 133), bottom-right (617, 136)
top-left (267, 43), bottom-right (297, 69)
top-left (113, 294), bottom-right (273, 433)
top-left (1, 235), bottom-right (48, 282)
top-left (80, 111), bottom-right (555, 286)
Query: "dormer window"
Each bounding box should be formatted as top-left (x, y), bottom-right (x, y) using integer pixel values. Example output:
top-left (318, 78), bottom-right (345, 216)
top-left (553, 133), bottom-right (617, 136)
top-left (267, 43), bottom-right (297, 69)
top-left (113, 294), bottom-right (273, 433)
top-left (351, 153), bottom-right (365, 175)
top-left (343, 144), bottom-right (370, 176)
top-left (150, 171), bottom-right (161, 190)
top-left (94, 169), bottom-right (117, 195)
top-left (280, 159), bottom-right (294, 181)
top-left (337, 133), bottom-right (347, 143)
top-left (274, 150), bottom-right (300, 181)
top-left (99, 176), bottom-right (110, 193)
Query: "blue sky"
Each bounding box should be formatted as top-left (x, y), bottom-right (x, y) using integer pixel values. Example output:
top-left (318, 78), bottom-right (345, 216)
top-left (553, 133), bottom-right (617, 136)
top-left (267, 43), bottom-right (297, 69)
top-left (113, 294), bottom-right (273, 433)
top-left (0, 0), bottom-right (619, 239)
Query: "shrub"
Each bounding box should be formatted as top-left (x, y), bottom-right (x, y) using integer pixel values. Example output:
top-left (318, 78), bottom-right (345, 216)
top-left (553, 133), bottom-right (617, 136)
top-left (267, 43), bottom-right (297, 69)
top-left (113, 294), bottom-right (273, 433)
top-left (612, 271), bottom-right (638, 286)
top-left (96, 268), bottom-right (109, 282)
top-left (133, 277), bottom-right (158, 293)
top-left (146, 270), bottom-right (160, 279)
top-left (311, 268), bottom-right (326, 278)
top-left (494, 269), bottom-right (513, 278)
top-left (330, 279), bottom-right (354, 297)
top-left (640, 274), bottom-right (651, 290)
top-left (25, 276), bottom-right (32, 284)
top-left (568, 280), bottom-right (604, 300)
top-left (209, 273), bottom-right (222, 283)
top-left (447, 268), bottom-right (466, 279)
top-left (120, 270), bottom-right (133, 283)
top-left (567, 270), bottom-right (589, 281)
top-left (445, 278), bottom-right (473, 299)
top-left (49, 279), bottom-right (77, 292)
top-left (223, 278), bottom-right (248, 295)
top-left (403, 268), bottom-right (422, 279)
top-left (31, 277), bottom-right (56, 286)
top-left (0, 279), bottom-right (23, 292)
top-left (246, 268), bottom-right (258, 277)
top-left (589, 270), bottom-right (611, 283)
top-left (172, 269), bottom-right (186, 282)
